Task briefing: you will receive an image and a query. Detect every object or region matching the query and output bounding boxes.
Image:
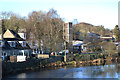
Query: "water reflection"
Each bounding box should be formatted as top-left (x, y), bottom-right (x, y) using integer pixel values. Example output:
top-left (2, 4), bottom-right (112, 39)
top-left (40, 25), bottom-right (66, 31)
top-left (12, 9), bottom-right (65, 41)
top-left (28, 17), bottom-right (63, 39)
top-left (7, 63), bottom-right (120, 79)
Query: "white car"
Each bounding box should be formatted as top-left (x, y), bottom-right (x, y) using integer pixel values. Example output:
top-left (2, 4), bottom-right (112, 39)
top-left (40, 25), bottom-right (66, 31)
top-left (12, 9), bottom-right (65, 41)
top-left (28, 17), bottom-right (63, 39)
top-left (59, 50), bottom-right (69, 55)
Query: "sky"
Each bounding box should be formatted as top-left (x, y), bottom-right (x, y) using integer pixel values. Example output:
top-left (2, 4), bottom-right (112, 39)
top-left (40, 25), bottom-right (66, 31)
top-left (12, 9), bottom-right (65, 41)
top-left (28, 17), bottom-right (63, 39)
top-left (0, 0), bottom-right (119, 29)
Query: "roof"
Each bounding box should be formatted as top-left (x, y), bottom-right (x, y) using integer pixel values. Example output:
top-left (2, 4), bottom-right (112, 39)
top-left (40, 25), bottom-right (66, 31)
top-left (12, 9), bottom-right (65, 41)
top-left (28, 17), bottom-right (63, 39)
top-left (100, 36), bottom-right (113, 39)
top-left (3, 29), bottom-right (25, 41)
top-left (73, 40), bottom-right (83, 46)
top-left (73, 43), bottom-right (83, 46)
top-left (1, 29), bottom-right (31, 50)
top-left (3, 38), bottom-right (24, 41)
top-left (10, 30), bottom-right (21, 38)
top-left (89, 33), bottom-right (100, 36)
top-left (0, 40), bottom-right (31, 50)
top-left (1, 40), bottom-right (13, 50)
top-left (78, 22), bottom-right (94, 26)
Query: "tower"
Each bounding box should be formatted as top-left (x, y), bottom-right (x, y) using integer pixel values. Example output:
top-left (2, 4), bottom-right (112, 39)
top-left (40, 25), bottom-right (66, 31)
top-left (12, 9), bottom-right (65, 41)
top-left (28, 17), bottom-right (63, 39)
top-left (63, 22), bottom-right (73, 53)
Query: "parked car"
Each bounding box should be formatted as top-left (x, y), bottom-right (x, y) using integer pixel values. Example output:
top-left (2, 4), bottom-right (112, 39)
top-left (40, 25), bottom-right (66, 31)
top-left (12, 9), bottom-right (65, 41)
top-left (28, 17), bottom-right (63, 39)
top-left (59, 50), bottom-right (69, 55)
top-left (51, 52), bottom-right (55, 55)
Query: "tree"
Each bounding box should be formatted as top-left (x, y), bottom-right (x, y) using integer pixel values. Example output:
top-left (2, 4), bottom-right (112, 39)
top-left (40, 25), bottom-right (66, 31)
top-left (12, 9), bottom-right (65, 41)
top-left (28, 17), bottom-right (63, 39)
top-left (113, 25), bottom-right (120, 41)
top-left (26, 9), bottom-right (64, 55)
top-left (26, 11), bottom-right (46, 49)
top-left (1, 12), bottom-right (21, 32)
top-left (84, 34), bottom-right (101, 52)
top-left (1, 12), bottom-right (11, 34)
top-left (45, 9), bottom-right (64, 55)
top-left (100, 41), bottom-right (116, 57)
top-left (1, 9), bottom-right (64, 55)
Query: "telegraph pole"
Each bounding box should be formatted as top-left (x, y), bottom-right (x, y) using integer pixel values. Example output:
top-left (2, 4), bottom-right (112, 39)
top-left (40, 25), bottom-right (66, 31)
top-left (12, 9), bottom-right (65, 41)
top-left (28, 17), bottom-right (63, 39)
top-left (64, 41), bottom-right (67, 62)
top-left (41, 40), bottom-right (43, 54)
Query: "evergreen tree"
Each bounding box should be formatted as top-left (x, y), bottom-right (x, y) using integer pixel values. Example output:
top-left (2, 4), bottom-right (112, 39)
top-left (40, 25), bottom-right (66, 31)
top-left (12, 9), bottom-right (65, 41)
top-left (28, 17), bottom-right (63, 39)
top-left (113, 25), bottom-right (120, 41)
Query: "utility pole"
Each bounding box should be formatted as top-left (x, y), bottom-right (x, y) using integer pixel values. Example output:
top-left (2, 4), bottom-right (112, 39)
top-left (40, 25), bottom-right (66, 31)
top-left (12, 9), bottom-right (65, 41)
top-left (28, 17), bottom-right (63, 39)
top-left (41, 40), bottom-right (43, 54)
top-left (64, 41), bottom-right (67, 62)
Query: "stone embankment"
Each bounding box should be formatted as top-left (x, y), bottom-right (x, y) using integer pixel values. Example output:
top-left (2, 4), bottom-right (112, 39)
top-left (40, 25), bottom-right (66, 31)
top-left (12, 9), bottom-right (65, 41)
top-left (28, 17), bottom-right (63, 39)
top-left (2, 56), bottom-right (64, 77)
top-left (2, 56), bottom-right (120, 77)
top-left (76, 57), bottom-right (120, 66)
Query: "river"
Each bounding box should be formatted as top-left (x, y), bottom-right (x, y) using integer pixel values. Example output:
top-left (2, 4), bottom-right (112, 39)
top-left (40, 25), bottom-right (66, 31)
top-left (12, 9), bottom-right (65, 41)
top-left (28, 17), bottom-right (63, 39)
top-left (3, 63), bottom-right (120, 80)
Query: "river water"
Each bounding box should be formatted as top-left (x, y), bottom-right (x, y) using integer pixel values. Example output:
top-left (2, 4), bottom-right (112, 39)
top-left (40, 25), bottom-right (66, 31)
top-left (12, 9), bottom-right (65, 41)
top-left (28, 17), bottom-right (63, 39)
top-left (3, 63), bottom-right (120, 80)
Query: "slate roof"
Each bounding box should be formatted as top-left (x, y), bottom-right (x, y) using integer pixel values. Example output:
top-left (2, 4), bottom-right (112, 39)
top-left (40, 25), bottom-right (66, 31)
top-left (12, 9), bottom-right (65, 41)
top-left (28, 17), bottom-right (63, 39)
top-left (0, 40), bottom-right (13, 50)
top-left (89, 33), bottom-right (100, 36)
top-left (0, 40), bottom-right (31, 50)
top-left (3, 38), bottom-right (24, 41)
top-left (1, 29), bottom-right (31, 50)
top-left (10, 30), bottom-right (21, 38)
top-left (73, 43), bottom-right (83, 46)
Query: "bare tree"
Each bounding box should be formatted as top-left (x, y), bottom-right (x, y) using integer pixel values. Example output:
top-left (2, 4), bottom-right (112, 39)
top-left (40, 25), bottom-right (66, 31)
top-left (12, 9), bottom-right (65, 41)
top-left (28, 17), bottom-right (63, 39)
top-left (26, 9), bottom-right (64, 54)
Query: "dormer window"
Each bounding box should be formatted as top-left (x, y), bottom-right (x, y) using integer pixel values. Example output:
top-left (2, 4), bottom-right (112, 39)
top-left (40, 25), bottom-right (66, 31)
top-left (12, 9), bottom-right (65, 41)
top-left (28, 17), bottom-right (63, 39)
top-left (8, 41), bottom-right (16, 47)
top-left (23, 41), bottom-right (26, 47)
top-left (18, 33), bottom-right (26, 39)
top-left (0, 41), bottom-right (3, 47)
top-left (19, 41), bottom-right (27, 47)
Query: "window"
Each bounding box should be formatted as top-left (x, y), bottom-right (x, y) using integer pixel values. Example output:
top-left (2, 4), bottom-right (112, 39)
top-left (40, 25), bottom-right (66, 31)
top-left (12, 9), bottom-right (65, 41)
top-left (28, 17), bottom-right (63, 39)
top-left (11, 42), bottom-right (14, 46)
top-left (64, 36), bottom-right (66, 39)
top-left (19, 41), bottom-right (22, 46)
top-left (74, 47), bottom-right (79, 49)
top-left (18, 52), bottom-right (23, 56)
top-left (23, 41), bottom-right (26, 47)
top-left (19, 41), bottom-right (27, 47)
top-left (8, 41), bottom-right (16, 47)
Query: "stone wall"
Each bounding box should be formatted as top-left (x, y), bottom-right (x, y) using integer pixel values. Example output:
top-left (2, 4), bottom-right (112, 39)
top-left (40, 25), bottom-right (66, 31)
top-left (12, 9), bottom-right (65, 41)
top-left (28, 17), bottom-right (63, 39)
top-left (36, 54), bottom-right (49, 59)
top-left (2, 56), bottom-right (64, 77)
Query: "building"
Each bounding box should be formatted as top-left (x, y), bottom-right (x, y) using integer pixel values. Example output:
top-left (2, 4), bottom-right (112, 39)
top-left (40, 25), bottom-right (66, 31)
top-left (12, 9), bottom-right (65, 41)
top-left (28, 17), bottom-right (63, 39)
top-left (73, 40), bottom-right (83, 53)
top-left (88, 32), bottom-right (100, 39)
top-left (0, 29), bottom-right (32, 60)
top-left (63, 22), bottom-right (73, 53)
top-left (100, 35), bottom-right (115, 42)
top-left (72, 40), bottom-right (87, 53)
top-left (18, 29), bottom-right (27, 40)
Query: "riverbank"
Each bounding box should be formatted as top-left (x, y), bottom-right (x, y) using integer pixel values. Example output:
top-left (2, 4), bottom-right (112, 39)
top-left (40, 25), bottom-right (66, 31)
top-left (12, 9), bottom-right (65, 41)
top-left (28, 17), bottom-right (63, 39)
top-left (2, 56), bottom-right (120, 78)
top-left (46, 57), bottom-right (120, 67)
top-left (2, 56), bottom-right (64, 77)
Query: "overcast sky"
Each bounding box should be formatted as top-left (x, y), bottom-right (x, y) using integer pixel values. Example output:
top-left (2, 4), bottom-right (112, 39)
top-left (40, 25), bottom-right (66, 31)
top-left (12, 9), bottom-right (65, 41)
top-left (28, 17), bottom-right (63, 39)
top-left (0, 0), bottom-right (119, 29)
